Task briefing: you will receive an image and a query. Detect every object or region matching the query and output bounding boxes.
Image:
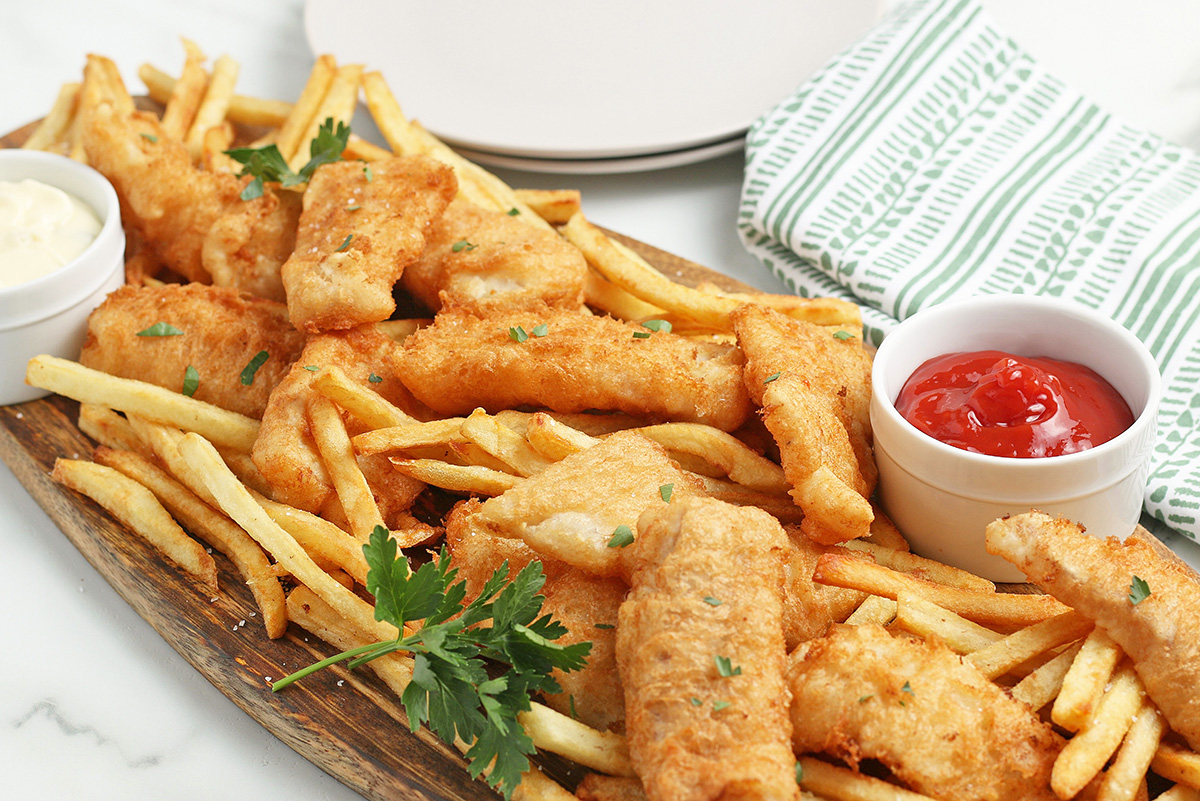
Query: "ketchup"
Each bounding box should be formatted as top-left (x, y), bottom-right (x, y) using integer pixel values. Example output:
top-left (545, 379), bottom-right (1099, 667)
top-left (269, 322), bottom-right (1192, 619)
top-left (894, 350), bottom-right (1134, 458)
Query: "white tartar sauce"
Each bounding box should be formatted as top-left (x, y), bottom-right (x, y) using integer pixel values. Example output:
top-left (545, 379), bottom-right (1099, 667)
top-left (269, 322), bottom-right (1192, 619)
top-left (0, 178), bottom-right (103, 288)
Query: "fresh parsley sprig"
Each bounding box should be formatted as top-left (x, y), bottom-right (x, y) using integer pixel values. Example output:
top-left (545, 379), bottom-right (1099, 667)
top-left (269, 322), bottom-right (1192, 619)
top-left (272, 527), bottom-right (591, 799)
top-left (226, 118), bottom-right (351, 200)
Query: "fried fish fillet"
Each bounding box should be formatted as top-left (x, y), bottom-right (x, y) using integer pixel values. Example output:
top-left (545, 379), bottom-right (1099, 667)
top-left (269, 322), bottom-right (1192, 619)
top-left (391, 303), bottom-right (751, 432)
top-left (617, 497), bottom-right (798, 801)
top-left (788, 624), bottom-right (1061, 801)
top-left (780, 525), bottom-right (866, 648)
top-left (281, 156), bottom-right (457, 332)
top-left (731, 304), bottom-right (875, 544)
top-left (80, 283), bottom-right (305, 419)
top-left (986, 511), bottom-right (1200, 750)
top-left (445, 500), bottom-right (626, 732)
top-left (401, 196), bottom-right (587, 312)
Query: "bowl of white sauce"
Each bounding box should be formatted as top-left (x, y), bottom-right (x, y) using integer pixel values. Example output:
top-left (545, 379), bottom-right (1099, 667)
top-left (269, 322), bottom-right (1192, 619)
top-left (0, 150), bottom-right (124, 405)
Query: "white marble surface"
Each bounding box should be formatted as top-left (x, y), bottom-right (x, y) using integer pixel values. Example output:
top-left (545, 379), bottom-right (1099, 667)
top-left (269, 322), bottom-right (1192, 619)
top-left (2, 3), bottom-right (1200, 801)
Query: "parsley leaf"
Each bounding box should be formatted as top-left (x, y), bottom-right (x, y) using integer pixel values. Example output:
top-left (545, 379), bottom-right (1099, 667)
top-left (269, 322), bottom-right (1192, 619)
top-left (240, 350), bottom-right (269, 386)
top-left (452, 239), bottom-right (477, 253)
top-left (508, 326), bottom-right (529, 343)
top-left (531, 323), bottom-right (549, 338)
top-left (226, 118), bottom-right (350, 200)
top-left (795, 760), bottom-right (804, 783)
top-left (181, 365), bottom-right (200, 397)
top-left (712, 700), bottom-right (732, 711)
top-left (764, 371), bottom-right (782, 383)
top-left (368, 373), bottom-right (383, 384)
top-left (274, 527), bottom-right (591, 799)
top-left (660, 483), bottom-right (674, 502)
top-left (703, 596), bottom-right (722, 606)
top-left (507, 207), bottom-right (521, 216)
top-left (607, 525), bottom-right (635, 548)
top-left (1129, 575), bottom-right (1151, 605)
top-left (714, 655), bottom-right (742, 677)
top-left (136, 322), bottom-right (184, 337)
top-left (336, 234), bottom-right (354, 252)
top-left (832, 330), bottom-right (855, 341)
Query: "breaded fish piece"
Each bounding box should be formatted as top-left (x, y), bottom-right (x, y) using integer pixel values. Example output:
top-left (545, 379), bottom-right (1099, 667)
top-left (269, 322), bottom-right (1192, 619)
top-left (202, 187), bottom-right (301, 302)
top-left (986, 511), bottom-right (1200, 750)
top-left (732, 304), bottom-right (875, 544)
top-left (470, 430), bottom-right (702, 578)
top-left (79, 283), bottom-right (304, 419)
top-left (446, 500), bottom-right (626, 732)
top-left (391, 303), bottom-right (751, 432)
top-left (781, 525), bottom-right (866, 648)
top-left (281, 156), bottom-right (457, 332)
top-left (788, 624), bottom-right (1061, 801)
top-left (401, 196), bottom-right (587, 312)
top-left (617, 497), bottom-right (798, 801)
top-left (252, 324), bottom-right (423, 513)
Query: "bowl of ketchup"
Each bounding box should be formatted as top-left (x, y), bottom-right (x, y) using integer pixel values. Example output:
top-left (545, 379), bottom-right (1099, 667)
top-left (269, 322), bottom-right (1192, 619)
top-left (870, 295), bottom-right (1160, 581)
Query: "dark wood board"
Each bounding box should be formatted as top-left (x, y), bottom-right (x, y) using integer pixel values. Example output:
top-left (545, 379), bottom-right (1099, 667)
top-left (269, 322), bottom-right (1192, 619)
top-left (0, 118), bottom-right (751, 801)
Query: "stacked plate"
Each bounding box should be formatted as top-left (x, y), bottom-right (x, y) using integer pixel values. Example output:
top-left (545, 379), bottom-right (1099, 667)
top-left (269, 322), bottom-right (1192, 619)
top-left (304, 0), bottom-right (883, 174)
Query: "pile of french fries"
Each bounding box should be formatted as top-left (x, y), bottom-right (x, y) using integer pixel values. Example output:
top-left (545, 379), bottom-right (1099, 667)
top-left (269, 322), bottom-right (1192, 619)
top-left (20, 42), bottom-right (1200, 801)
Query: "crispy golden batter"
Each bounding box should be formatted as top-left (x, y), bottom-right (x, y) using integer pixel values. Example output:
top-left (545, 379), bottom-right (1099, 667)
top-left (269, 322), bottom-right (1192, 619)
top-left (401, 196), bottom-right (587, 312)
top-left (392, 303), bottom-right (751, 432)
top-left (732, 304), bottom-right (875, 544)
top-left (788, 624), bottom-right (1061, 801)
top-left (986, 512), bottom-right (1200, 750)
top-left (79, 283), bottom-right (304, 419)
top-left (252, 324), bottom-right (422, 513)
top-left (201, 187), bottom-right (301, 301)
top-left (445, 500), bottom-right (626, 732)
top-left (470, 430), bottom-right (702, 578)
top-left (281, 156), bottom-right (457, 332)
top-left (618, 497), bottom-right (798, 801)
top-left (781, 525), bottom-right (866, 648)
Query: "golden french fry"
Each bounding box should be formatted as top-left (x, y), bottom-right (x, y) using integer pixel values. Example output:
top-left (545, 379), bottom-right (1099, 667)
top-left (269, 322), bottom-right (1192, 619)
top-left (966, 610), bottom-right (1093, 680)
top-left (574, 775), bottom-right (648, 801)
top-left (138, 63), bottom-right (292, 127)
top-left (23, 81), bottom-right (80, 152)
top-left (94, 446), bottom-right (286, 638)
top-left (275, 53), bottom-right (336, 163)
top-left (186, 53), bottom-right (238, 160)
top-left (797, 756), bottom-right (939, 801)
top-left (1152, 742), bottom-right (1200, 789)
top-left (253, 493), bottom-right (372, 586)
top-left (632, 422), bottom-right (788, 493)
top-left (27, 355), bottom-right (259, 451)
top-left (460, 408), bottom-right (553, 477)
top-left (513, 189), bottom-right (583, 224)
top-left (288, 62), bottom-right (361, 172)
top-left (813, 552), bottom-right (1070, 629)
top-left (160, 39), bottom-right (208, 141)
top-left (77, 403), bottom-right (150, 456)
top-left (863, 509), bottom-right (910, 552)
top-left (360, 70), bottom-right (426, 157)
top-left (1156, 785), bottom-right (1200, 801)
top-left (843, 595), bottom-right (898, 626)
top-left (1097, 702), bottom-right (1166, 801)
top-left (695, 281), bottom-right (862, 328)
top-left (353, 418), bottom-right (467, 456)
top-left (1053, 627), bottom-right (1124, 732)
top-left (1052, 663), bottom-right (1146, 799)
top-left (51, 458), bottom-right (217, 589)
top-left (388, 458), bottom-right (519, 496)
top-left (839, 539), bottom-right (993, 591)
top-left (307, 393), bottom-right (386, 540)
top-left (176, 432), bottom-right (400, 645)
top-left (893, 592), bottom-right (1003, 654)
top-left (522, 412), bottom-right (600, 461)
top-left (583, 270), bottom-right (667, 322)
top-left (516, 703), bottom-right (634, 778)
top-left (310, 365), bottom-right (420, 429)
top-left (1010, 640), bottom-right (1084, 711)
top-left (343, 134), bottom-right (392, 161)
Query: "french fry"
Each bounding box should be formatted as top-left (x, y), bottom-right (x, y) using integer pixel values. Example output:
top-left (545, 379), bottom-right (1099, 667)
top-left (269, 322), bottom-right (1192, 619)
top-left (388, 458), bottom-right (519, 496)
top-left (310, 365), bottom-right (420, 429)
top-left (1010, 640), bottom-right (1084, 711)
top-left (516, 703), bottom-right (634, 778)
top-left (1052, 663), bottom-right (1146, 800)
top-left (1097, 702), bottom-right (1165, 801)
top-left (186, 53), bottom-right (239, 161)
top-left (139, 63), bottom-right (292, 127)
top-left (524, 412), bottom-right (601, 460)
top-left (863, 509), bottom-right (910, 552)
top-left (307, 393), bottom-right (386, 540)
top-left (343, 134), bottom-right (393, 162)
top-left (814, 552), bottom-right (1071, 629)
top-left (797, 756), bottom-right (939, 801)
top-left (1053, 628), bottom-right (1124, 732)
top-left (632, 422), bottom-right (788, 493)
top-left (352, 418), bottom-right (468, 457)
top-left (77, 403), bottom-right (151, 455)
top-left (694, 282), bottom-right (862, 328)
top-left (893, 592), bottom-right (1003, 653)
top-left (574, 775), bottom-right (648, 801)
top-left (175, 432), bottom-right (400, 645)
top-left (253, 493), bottom-right (372, 586)
top-left (288, 62), bottom-right (362, 172)
top-left (514, 188), bottom-right (583, 224)
top-left (1157, 785), bottom-right (1200, 801)
top-left (460, 408), bottom-right (553, 477)
top-left (965, 610), bottom-right (1093, 680)
top-left (275, 53), bottom-right (336, 164)
top-left (51, 458), bottom-right (217, 589)
top-left (27, 355), bottom-right (259, 451)
top-left (23, 81), bottom-right (79, 152)
top-left (1152, 742), bottom-right (1200, 789)
top-left (839, 539), bottom-right (994, 591)
top-left (94, 446), bottom-right (286, 638)
top-left (843, 595), bottom-right (898, 626)
top-left (584, 271), bottom-right (668, 322)
top-left (160, 39), bottom-right (208, 141)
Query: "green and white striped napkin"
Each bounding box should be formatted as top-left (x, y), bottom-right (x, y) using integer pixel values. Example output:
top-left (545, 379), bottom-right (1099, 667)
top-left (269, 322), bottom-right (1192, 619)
top-left (738, 0), bottom-right (1200, 545)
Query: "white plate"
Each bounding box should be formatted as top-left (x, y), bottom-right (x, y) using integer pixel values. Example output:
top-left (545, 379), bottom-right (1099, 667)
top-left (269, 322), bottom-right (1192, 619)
top-left (304, 0), bottom-right (884, 160)
top-left (453, 132), bottom-right (745, 175)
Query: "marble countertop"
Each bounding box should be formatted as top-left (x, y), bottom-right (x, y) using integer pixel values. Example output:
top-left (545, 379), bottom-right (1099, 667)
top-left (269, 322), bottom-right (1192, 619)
top-left (3, 2), bottom-right (1199, 800)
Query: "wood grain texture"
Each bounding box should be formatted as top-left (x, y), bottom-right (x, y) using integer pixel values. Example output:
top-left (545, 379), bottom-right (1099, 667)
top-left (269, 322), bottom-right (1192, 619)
top-left (0, 116), bottom-right (747, 801)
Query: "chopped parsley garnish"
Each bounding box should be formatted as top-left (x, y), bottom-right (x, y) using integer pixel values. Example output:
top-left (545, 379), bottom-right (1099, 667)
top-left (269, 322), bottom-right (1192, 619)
top-left (712, 700), bottom-right (732, 711)
top-left (140, 133), bottom-right (158, 143)
top-left (531, 323), bottom-right (549, 338)
top-left (273, 528), bottom-right (590, 800)
top-left (902, 681), bottom-right (914, 695)
top-left (1129, 575), bottom-right (1151, 606)
top-left (335, 234), bottom-right (354, 252)
top-left (452, 239), bottom-right (477, 253)
top-left (659, 483), bottom-right (674, 502)
top-left (795, 761), bottom-right (804, 783)
top-left (368, 373), bottom-right (383, 384)
top-left (507, 207), bottom-right (521, 216)
top-left (832, 330), bottom-right (855, 341)
top-left (607, 525), bottom-right (635, 548)
top-left (240, 350), bottom-right (269, 386)
top-left (302, 365), bottom-right (320, 371)
top-left (363, 164), bottom-right (374, 182)
top-left (859, 695), bottom-right (874, 703)
top-left (764, 371), bottom-right (782, 383)
top-left (181, 365), bottom-right (200, 397)
top-left (703, 596), bottom-right (722, 606)
top-left (690, 697), bottom-right (703, 707)
top-left (593, 623), bottom-right (615, 630)
top-left (346, 204), bottom-right (361, 212)
top-left (136, 322), bottom-right (184, 337)
top-left (714, 655), bottom-right (741, 677)
top-left (508, 326), bottom-right (529, 343)
top-left (226, 118), bottom-right (350, 200)
top-left (641, 319), bottom-right (672, 333)
top-left (632, 331), bottom-right (652, 340)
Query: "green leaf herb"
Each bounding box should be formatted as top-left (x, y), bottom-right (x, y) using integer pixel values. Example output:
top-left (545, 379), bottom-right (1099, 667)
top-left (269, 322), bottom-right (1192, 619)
top-left (832, 330), bottom-right (855, 341)
top-left (764, 371), bottom-right (782, 384)
top-left (1129, 575), bottom-right (1151, 606)
top-left (182, 365), bottom-right (200, 397)
top-left (452, 239), bottom-right (477, 253)
top-left (507, 207), bottom-right (521, 216)
top-left (690, 697), bottom-right (703, 707)
top-left (593, 623), bottom-right (615, 630)
top-left (508, 326), bottom-right (529, 343)
top-left (240, 350), bottom-right (269, 386)
top-left (136, 322), bottom-right (184, 337)
top-left (302, 365), bottom-right (320, 372)
top-left (795, 760), bottom-right (804, 784)
top-left (641, 319), bottom-right (672, 333)
top-left (368, 373), bottom-right (383, 384)
top-left (714, 655), bottom-right (741, 677)
top-left (273, 527), bottom-right (590, 800)
top-left (531, 323), bottom-right (549, 338)
top-left (902, 681), bottom-right (914, 695)
top-left (659, 483), bottom-right (674, 502)
top-left (607, 525), bottom-right (634, 548)
top-left (140, 133), bottom-right (158, 143)
top-left (363, 164), bottom-right (374, 182)
top-left (336, 234), bottom-right (354, 252)
top-left (226, 118), bottom-right (350, 200)
top-left (702, 596), bottom-right (722, 606)
top-left (712, 700), bottom-right (732, 711)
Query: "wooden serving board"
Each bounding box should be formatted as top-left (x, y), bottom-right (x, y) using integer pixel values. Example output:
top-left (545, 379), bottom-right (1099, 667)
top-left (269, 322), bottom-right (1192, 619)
top-left (0, 121), bottom-right (751, 801)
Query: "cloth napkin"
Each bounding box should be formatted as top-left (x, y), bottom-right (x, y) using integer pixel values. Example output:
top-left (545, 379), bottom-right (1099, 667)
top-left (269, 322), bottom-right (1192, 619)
top-left (738, 0), bottom-right (1200, 545)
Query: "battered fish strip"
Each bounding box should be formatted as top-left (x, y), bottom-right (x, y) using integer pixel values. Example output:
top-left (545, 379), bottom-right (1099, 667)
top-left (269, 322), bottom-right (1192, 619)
top-left (788, 624), bottom-right (1061, 801)
top-left (281, 156), bottom-right (457, 332)
top-left (731, 304), bottom-right (875, 544)
top-left (391, 303), bottom-right (751, 432)
top-left (617, 497), bottom-right (798, 801)
top-left (400, 196), bottom-right (587, 312)
top-left (80, 283), bottom-right (305, 419)
top-left (986, 511), bottom-right (1200, 751)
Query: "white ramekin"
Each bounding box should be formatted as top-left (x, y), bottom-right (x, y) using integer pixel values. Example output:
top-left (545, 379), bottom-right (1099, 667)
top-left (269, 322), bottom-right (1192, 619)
top-left (0, 150), bottom-right (125, 405)
top-left (869, 295), bottom-right (1161, 582)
